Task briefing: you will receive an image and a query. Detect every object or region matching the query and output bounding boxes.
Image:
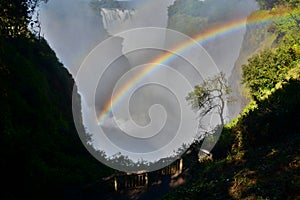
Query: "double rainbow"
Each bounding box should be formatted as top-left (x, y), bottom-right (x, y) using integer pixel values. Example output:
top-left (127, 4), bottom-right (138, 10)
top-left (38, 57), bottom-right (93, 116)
top-left (98, 10), bottom-right (289, 124)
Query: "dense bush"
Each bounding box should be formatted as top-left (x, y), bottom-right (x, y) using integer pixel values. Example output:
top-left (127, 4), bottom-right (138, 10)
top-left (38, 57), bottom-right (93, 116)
top-left (0, 1), bottom-right (113, 199)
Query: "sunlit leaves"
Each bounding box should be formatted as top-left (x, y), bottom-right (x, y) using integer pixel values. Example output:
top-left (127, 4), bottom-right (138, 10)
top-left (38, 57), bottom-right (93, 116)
top-left (0, 0), bottom-right (46, 38)
top-left (186, 72), bottom-right (231, 128)
top-left (242, 35), bottom-right (300, 100)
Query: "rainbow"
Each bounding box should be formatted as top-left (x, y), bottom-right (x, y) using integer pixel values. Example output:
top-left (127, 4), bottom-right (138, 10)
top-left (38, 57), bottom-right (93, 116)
top-left (97, 11), bottom-right (290, 124)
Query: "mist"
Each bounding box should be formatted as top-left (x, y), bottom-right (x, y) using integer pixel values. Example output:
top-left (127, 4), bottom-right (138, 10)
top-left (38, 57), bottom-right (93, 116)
top-left (39, 0), bottom-right (107, 75)
top-left (39, 0), bottom-right (258, 167)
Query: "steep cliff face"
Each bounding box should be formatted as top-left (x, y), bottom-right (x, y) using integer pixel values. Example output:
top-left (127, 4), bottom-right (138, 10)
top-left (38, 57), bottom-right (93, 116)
top-left (0, 36), bottom-right (113, 199)
top-left (163, 2), bottom-right (300, 199)
top-left (228, 10), bottom-right (278, 115)
top-left (167, 0), bottom-right (258, 120)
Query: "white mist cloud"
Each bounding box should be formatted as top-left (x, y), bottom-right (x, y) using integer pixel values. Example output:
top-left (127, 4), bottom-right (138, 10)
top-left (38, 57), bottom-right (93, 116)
top-left (41, 0), bottom-right (258, 166)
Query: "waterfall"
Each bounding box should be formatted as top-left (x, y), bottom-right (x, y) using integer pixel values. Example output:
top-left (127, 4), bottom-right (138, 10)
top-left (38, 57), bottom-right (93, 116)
top-left (100, 8), bottom-right (135, 33)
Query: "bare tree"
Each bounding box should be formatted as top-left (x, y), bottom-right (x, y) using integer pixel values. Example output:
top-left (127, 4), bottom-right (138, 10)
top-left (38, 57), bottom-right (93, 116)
top-left (186, 72), bottom-right (232, 161)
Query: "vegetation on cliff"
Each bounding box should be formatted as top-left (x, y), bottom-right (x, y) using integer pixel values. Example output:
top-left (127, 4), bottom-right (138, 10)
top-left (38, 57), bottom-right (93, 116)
top-left (163, 0), bottom-right (300, 199)
top-left (1, 0), bottom-right (299, 199)
top-left (0, 1), bottom-right (113, 199)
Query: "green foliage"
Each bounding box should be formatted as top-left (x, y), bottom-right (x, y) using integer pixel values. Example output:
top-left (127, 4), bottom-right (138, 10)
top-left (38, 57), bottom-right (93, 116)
top-left (1, 0), bottom-right (300, 199)
top-left (164, 75), bottom-right (300, 199)
top-left (256, 0), bottom-right (300, 9)
top-left (0, 0), bottom-right (47, 38)
top-left (0, 0), bottom-right (28, 37)
top-left (0, 36), bottom-right (113, 198)
top-left (187, 73), bottom-right (231, 112)
top-left (225, 100), bottom-right (258, 129)
top-left (241, 4), bottom-right (300, 141)
top-left (167, 0), bottom-right (250, 36)
top-left (271, 6), bottom-right (300, 43)
top-left (167, 0), bottom-right (207, 35)
top-left (164, 2), bottom-right (300, 199)
top-left (168, 0), bottom-right (245, 20)
top-left (0, 1), bottom-right (114, 198)
top-left (242, 34), bottom-right (300, 100)
top-left (186, 73), bottom-right (232, 157)
top-left (168, 0), bottom-right (204, 18)
top-left (168, 13), bottom-right (208, 36)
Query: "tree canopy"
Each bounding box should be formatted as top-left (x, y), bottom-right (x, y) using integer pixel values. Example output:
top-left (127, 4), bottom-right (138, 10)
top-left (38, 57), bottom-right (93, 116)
top-left (242, 7), bottom-right (300, 101)
top-left (187, 72), bottom-right (231, 126)
top-left (0, 1), bottom-right (113, 198)
top-left (0, 0), bottom-right (48, 38)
